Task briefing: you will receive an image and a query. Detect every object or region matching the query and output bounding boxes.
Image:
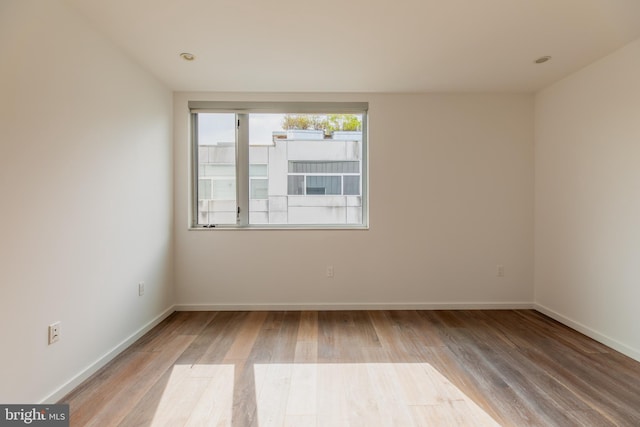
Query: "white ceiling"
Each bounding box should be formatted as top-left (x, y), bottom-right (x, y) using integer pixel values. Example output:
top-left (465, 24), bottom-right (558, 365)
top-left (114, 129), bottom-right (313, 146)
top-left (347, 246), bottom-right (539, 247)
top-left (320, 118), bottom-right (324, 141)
top-left (65, 0), bottom-right (640, 93)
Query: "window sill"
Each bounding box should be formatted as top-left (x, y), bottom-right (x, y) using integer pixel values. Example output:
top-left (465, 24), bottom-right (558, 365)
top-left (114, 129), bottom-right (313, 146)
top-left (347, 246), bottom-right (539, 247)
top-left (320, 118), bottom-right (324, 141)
top-left (188, 225), bottom-right (369, 231)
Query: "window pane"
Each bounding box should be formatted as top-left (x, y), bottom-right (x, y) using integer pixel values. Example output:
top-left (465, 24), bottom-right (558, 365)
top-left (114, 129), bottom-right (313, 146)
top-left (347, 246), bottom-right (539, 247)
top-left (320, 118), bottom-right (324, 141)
top-left (198, 179), bottom-right (211, 199)
top-left (205, 164), bottom-right (235, 176)
top-left (212, 179), bottom-right (236, 200)
top-left (249, 164), bottom-right (267, 177)
top-left (307, 176), bottom-right (341, 195)
top-left (197, 113), bottom-right (236, 225)
top-left (249, 114), bottom-right (281, 224)
top-left (343, 176), bottom-right (360, 195)
top-left (288, 175), bottom-right (304, 195)
top-left (253, 112), bottom-right (363, 225)
top-left (251, 179), bottom-right (268, 199)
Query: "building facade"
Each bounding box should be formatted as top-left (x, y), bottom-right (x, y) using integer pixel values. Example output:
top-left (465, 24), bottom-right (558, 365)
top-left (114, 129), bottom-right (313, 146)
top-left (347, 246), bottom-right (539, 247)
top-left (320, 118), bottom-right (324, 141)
top-left (197, 129), bottom-right (363, 225)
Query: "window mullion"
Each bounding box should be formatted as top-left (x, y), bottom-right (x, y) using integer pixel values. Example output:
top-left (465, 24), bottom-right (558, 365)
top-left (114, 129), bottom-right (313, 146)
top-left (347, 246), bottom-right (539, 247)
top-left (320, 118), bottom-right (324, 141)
top-left (191, 113), bottom-right (200, 227)
top-left (236, 114), bottom-right (250, 226)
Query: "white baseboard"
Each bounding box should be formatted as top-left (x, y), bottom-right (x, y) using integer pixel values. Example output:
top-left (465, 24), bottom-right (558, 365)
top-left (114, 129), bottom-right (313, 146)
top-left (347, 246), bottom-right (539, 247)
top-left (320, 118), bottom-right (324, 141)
top-left (534, 303), bottom-right (640, 363)
top-left (41, 305), bottom-right (176, 404)
top-left (175, 302), bottom-right (535, 311)
top-left (40, 301), bottom-right (640, 405)
top-left (37, 301), bottom-right (532, 403)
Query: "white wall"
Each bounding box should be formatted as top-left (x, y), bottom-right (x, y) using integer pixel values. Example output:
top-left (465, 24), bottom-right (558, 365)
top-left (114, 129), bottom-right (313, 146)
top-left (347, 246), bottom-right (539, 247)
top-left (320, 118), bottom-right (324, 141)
top-left (174, 92), bottom-right (534, 309)
top-left (535, 38), bottom-right (640, 360)
top-left (0, 1), bottom-right (174, 402)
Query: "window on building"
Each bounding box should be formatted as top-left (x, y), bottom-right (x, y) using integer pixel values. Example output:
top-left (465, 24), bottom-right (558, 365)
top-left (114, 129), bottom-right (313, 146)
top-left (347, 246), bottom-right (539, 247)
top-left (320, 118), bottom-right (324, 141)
top-left (287, 161), bottom-right (361, 196)
top-left (190, 102), bottom-right (368, 228)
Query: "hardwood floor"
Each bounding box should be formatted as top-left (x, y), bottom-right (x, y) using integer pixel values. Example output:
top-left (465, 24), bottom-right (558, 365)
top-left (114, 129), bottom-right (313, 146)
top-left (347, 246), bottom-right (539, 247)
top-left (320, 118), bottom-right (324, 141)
top-left (61, 310), bottom-right (640, 426)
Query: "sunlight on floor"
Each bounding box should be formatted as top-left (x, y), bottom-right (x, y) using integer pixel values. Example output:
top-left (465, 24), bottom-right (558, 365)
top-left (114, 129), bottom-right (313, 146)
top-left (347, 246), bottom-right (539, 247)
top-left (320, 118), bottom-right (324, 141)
top-left (150, 364), bottom-right (234, 426)
top-left (253, 363), bottom-right (500, 427)
top-left (149, 362), bottom-right (499, 426)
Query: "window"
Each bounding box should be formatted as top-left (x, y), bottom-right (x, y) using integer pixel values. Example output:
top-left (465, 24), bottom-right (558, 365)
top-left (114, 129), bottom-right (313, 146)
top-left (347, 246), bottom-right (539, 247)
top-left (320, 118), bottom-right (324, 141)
top-left (287, 161), bottom-right (361, 196)
top-left (195, 113), bottom-right (236, 225)
top-left (191, 102), bottom-right (368, 228)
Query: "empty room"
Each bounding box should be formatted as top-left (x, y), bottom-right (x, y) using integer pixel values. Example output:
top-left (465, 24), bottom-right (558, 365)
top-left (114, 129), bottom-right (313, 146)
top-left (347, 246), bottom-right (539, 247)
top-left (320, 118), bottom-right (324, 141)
top-left (1, 0), bottom-right (640, 425)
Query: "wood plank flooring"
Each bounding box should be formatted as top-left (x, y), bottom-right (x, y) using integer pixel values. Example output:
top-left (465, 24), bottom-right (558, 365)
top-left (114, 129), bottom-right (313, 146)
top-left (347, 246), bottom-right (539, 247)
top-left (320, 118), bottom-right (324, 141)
top-left (61, 310), bottom-right (640, 426)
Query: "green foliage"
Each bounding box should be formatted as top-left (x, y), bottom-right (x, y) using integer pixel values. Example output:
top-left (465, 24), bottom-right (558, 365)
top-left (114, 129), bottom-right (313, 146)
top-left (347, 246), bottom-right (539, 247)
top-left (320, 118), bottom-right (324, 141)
top-left (282, 115), bottom-right (312, 130)
top-left (281, 114), bottom-right (362, 132)
top-left (326, 114), bottom-right (362, 132)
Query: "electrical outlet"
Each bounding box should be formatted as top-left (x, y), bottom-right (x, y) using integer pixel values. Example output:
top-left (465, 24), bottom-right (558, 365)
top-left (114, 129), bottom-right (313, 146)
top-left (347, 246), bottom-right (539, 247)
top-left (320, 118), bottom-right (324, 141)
top-left (138, 282), bottom-right (145, 296)
top-left (48, 322), bottom-right (60, 345)
top-left (326, 266), bottom-right (334, 278)
top-left (497, 265), bottom-right (505, 277)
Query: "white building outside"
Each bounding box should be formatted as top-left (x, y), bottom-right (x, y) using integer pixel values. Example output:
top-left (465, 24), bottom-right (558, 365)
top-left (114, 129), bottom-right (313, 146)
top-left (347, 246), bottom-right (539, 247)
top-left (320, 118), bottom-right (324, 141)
top-left (198, 129), bottom-right (363, 225)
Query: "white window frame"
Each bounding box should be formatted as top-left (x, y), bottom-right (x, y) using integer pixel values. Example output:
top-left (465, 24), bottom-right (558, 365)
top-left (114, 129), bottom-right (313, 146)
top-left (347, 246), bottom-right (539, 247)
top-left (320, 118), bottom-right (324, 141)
top-left (190, 101), bottom-right (368, 229)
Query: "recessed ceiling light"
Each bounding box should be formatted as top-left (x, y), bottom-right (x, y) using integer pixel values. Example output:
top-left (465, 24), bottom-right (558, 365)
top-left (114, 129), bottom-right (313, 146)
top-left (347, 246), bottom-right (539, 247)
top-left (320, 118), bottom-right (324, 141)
top-left (534, 56), bottom-right (551, 64)
top-left (180, 52), bottom-right (195, 61)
